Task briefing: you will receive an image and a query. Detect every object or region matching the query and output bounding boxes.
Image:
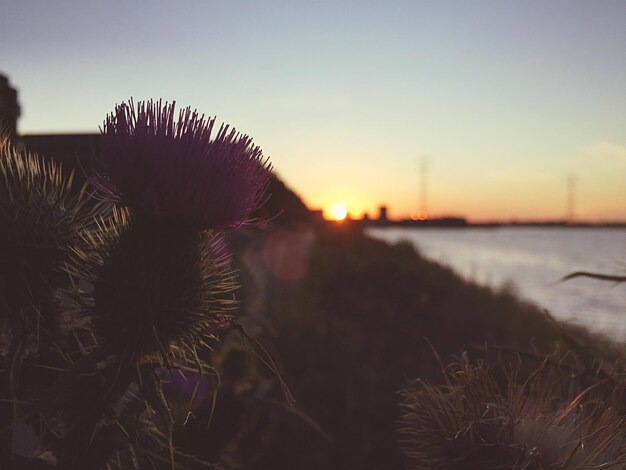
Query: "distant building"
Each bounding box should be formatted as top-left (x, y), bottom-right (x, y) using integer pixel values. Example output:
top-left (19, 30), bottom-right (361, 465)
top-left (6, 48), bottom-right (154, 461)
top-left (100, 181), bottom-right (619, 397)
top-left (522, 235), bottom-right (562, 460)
top-left (378, 205), bottom-right (388, 222)
top-left (18, 133), bottom-right (101, 171)
top-left (0, 73), bottom-right (100, 170)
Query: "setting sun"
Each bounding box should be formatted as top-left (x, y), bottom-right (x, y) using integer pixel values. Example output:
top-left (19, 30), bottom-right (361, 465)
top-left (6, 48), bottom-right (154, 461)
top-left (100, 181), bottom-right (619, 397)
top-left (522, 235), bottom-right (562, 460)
top-left (330, 203), bottom-right (348, 221)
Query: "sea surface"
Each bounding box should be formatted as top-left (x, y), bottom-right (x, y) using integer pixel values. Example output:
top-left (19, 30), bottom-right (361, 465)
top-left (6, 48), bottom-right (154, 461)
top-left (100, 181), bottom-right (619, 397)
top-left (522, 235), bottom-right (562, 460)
top-left (367, 227), bottom-right (626, 341)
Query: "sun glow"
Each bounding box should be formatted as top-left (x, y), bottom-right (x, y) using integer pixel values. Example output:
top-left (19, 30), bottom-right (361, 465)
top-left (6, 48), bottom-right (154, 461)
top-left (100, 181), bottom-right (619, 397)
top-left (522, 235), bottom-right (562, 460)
top-left (330, 203), bottom-right (348, 221)
top-left (410, 210), bottom-right (429, 221)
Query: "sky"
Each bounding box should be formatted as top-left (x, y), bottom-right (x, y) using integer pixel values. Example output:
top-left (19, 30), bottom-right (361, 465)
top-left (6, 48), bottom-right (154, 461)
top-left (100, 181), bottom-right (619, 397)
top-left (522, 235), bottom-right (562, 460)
top-left (2, 0), bottom-right (626, 222)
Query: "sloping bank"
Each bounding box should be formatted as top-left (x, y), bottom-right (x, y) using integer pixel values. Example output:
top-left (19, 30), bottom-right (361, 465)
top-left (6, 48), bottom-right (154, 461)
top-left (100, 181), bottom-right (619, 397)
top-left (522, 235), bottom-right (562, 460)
top-left (218, 179), bottom-right (624, 469)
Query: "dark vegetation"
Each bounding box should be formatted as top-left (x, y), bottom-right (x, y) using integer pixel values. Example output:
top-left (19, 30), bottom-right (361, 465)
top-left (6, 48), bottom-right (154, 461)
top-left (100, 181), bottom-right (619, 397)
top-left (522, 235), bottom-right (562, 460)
top-left (3, 131), bottom-right (623, 468)
top-left (185, 183), bottom-right (625, 469)
top-left (398, 354), bottom-right (625, 469)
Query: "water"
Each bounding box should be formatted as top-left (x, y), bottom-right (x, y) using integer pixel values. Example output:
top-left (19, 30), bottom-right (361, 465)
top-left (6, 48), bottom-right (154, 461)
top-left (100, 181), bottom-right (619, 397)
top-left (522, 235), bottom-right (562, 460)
top-left (367, 227), bottom-right (626, 341)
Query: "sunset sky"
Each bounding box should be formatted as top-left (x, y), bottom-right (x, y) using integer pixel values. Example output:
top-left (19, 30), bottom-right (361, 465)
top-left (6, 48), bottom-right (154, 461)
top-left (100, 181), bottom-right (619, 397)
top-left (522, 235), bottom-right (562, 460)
top-left (2, 1), bottom-right (626, 221)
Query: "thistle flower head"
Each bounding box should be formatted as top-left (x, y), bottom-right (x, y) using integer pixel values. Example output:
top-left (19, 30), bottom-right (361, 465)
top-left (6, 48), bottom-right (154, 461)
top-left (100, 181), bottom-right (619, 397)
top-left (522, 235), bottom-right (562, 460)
top-left (93, 99), bottom-right (272, 230)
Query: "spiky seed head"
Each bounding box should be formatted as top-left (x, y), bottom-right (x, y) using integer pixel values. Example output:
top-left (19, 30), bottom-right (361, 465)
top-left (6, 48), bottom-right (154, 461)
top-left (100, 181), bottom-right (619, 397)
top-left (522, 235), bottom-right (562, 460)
top-left (397, 356), bottom-right (626, 469)
top-left (91, 99), bottom-right (272, 230)
top-left (71, 213), bottom-right (238, 366)
top-left (0, 136), bottom-right (96, 322)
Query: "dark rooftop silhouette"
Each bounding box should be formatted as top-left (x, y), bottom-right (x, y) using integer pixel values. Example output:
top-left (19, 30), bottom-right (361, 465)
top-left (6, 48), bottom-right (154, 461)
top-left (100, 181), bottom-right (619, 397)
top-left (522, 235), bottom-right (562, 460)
top-left (0, 74), bottom-right (20, 138)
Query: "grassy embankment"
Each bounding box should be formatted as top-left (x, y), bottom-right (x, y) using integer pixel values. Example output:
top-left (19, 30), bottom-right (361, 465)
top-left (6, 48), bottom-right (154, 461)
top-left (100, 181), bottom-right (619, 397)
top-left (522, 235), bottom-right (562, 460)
top-left (163, 178), bottom-right (623, 469)
top-left (211, 218), bottom-right (624, 469)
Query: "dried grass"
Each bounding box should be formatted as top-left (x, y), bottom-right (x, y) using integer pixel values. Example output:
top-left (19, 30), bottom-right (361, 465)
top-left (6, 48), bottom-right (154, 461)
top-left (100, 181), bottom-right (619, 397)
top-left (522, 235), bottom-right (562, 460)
top-left (398, 352), bottom-right (626, 469)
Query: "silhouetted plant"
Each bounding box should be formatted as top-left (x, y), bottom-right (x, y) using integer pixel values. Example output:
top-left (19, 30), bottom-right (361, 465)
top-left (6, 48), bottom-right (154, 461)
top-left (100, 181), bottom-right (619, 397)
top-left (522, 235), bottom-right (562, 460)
top-left (0, 136), bottom-right (101, 467)
top-left (68, 210), bottom-right (237, 368)
top-left (0, 135), bottom-right (98, 321)
top-left (398, 354), bottom-right (626, 469)
top-left (0, 99), bottom-right (272, 469)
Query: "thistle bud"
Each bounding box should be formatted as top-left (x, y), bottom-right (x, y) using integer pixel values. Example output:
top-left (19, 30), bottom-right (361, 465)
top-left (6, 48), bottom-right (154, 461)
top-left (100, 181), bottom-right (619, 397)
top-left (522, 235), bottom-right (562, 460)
top-left (73, 213), bottom-right (237, 365)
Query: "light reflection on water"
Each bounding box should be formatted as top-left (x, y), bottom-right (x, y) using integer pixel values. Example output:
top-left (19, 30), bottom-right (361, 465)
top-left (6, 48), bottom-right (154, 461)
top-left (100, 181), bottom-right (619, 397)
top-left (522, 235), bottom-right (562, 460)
top-left (367, 227), bottom-right (626, 341)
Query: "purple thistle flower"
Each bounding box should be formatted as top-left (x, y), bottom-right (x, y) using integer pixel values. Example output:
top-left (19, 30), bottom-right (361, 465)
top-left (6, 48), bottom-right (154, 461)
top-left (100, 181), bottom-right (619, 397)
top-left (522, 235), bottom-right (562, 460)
top-left (93, 99), bottom-right (272, 230)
